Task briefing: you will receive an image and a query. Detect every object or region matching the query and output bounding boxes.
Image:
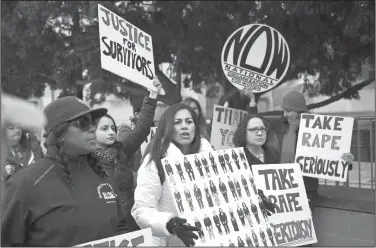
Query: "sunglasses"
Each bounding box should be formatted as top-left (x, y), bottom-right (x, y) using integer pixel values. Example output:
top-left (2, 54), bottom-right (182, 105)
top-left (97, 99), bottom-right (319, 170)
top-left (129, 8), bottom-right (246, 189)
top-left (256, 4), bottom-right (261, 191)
top-left (247, 127), bottom-right (268, 133)
top-left (69, 115), bottom-right (94, 132)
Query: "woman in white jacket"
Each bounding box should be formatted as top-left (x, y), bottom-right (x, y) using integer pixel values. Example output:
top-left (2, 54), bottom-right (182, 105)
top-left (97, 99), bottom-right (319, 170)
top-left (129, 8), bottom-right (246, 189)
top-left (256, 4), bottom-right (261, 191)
top-left (132, 103), bottom-right (214, 246)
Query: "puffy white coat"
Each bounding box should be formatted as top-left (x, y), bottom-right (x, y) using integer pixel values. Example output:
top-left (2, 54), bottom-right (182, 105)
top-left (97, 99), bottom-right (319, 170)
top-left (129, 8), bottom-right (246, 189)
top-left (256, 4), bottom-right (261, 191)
top-left (132, 138), bottom-right (214, 246)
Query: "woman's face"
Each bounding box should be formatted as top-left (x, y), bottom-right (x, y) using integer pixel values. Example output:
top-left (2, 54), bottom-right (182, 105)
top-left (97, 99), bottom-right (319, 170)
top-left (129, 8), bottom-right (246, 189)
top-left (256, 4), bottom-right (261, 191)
top-left (6, 126), bottom-right (22, 146)
top-left (172, 109), bottom-right (196, 146)
top-left (63, 114), bottom-right (97, 155)
top-left (96, 116), bottom-right (116, 147)
top-left (246, 117), bottom-right (267, 147)
top-left (189, 102), bottom-right (200, 117)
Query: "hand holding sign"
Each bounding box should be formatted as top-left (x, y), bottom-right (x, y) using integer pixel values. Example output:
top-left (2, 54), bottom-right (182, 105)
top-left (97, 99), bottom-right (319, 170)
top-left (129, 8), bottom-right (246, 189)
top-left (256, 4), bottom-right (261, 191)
top-left (167, 217), bottom-right (200, 247)
top-left (149, 77), bottom-right (165, 98)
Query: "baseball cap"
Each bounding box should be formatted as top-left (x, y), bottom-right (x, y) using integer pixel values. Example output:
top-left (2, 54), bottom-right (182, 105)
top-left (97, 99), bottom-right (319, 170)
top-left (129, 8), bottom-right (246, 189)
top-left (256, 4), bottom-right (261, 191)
top-left (43, 96), bottom-right (107, 134)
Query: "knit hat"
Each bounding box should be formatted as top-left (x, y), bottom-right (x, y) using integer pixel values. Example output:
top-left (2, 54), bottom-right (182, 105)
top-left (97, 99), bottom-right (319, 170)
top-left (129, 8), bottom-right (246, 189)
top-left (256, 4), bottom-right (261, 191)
top-left (281, 91), bottom-right (308, 112)
top-left (43, 96), bottom-right (107, 134)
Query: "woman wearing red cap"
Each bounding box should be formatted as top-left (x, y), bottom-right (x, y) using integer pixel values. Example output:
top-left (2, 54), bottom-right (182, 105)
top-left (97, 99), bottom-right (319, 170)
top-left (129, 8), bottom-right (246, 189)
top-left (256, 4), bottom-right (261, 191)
top-left (1, 96), bottom-right (126, 246)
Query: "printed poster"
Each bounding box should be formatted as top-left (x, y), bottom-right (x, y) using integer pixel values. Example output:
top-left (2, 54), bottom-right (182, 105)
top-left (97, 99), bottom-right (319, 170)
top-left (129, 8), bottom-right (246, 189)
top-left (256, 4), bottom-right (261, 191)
top-left (98, 4), bottom-right (156, 91)
top-left (252, 163), bottom-right (317, 246)
top-left (76, 228), bottom-right (152, 247)
top-left (210, 105), bottom-right (247, 150)
top-left (140, 127), bottom-right (157, 156)
top-left (162, 148), bottom-right (277, 247)
top-left (295, 113), bottom-right (354, 182)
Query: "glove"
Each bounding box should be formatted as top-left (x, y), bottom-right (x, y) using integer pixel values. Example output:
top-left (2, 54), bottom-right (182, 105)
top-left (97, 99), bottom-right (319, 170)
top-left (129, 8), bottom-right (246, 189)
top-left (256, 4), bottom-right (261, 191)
top-left (167, 217), bottom-right (199, 247)
top-left (258, 189), bottom-right (277, 216)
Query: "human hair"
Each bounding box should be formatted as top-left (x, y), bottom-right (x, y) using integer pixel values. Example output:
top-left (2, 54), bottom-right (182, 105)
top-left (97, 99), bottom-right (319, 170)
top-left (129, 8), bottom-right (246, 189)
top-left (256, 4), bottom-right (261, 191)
top-left (43, 122), bottom-right (106, 187)
top-left (142, 103), bottom-right (201, 184)
top-left (96, 113), bottom-right (118, 133)
top-left (182, 97), bottom-right (210, 139)
top-left (233, 114), bottom-right (277, 149)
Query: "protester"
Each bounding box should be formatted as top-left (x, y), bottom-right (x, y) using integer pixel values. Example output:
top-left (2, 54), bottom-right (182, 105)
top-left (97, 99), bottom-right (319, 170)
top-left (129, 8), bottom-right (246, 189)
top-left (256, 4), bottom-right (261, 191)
top-left (131, 103), bottom-right (214, 246)
top-left (244, 90), bottom-right (355, 212)
top-left (94, 79), bottom-right (162, 232)
top-left (1, 96), bottom-right (127, 246)
top-left (3, 126), bottom-right (43, 181)
top-left (182, 97), bottom-right (211, 141)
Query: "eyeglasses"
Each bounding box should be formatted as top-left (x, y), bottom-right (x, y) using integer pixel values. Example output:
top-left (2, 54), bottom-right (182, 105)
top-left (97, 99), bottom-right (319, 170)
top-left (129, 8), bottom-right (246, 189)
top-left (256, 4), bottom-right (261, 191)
top-left (247, 127), bottom-right (268, 133)
top-left (69, 115), bottom-right (93, 132)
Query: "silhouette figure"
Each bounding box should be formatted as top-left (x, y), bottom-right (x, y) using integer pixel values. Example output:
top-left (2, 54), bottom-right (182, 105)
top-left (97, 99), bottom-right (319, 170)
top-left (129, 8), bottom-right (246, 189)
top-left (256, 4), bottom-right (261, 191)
top-left (194, 217), bottom-right (206, 243)
top-left (249, 176), bottom-right (257, 195)
top-left (204, 214), bottom-right (215, 240)
top-left (239, 150), bottom-right (248, 169)
top-left (260, 230), bottom-right (268, 247)
top-left (204, 183), bottom-right (214, 207)
top-left (234, 178), bottom-right (242, 198)
top-left (218, 151), bottom-right (227, 173)
top-left (266, 226), bottom-right (276, 246)
top-left (219, 178), bottom-right (229, 203)
top-left (229, 208), bottom-right (239, 231)
top-left (209, 180), bottom-right (221, 206)
top-left (252, 229), bottom-right (259, 247)
top-left (242, 202), bottom-right (253, 227)
top-left (209, 152), bottom-right (219, 175)
top-left (175, 161), bottom-right (185, 183)
top-left (258, 195), bottom-right (269, 220)
top-left (237, 236), bottom-right (245, 247)
top-left (213, 210), bottom-right (223, 235)
top-left (174, 189), bottom-right (184, 212)
top-left (228, 176), bottom-right (239, 200)
top-left (194, 155), bottom-right (204, 178)
top-left (232, 149), bottom-right (240, 170)
top-left (241, 174), bottom-right (251, 197)
top-left (164, 160), bottom-right (176, 185)
top-left (229, 239), bottom-right (235, 247)
top-left (237, 203), bottom-right (246, 226)
top-left (200, 155), bottom-right (211, 177)
top-left (245, 233), bottom-right (253, 247)
top-left (224, 151), bottom-right (233, 172)
top-left (194, 184), bottom-right (204, 209)
top-left (184, 157), bottom-right (195, 181)
top-left (184, 187), bottom-right (194, 211)
top-left (250, 199), bottom-right (260, 224)
top-left (219, 208), bottom-right (230, 234)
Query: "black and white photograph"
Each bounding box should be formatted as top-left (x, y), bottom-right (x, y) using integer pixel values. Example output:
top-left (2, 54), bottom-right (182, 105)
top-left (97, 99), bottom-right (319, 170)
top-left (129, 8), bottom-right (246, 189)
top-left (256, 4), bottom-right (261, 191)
top-left (175, 161), bottom-right (186, 183)
top-left (164, 160), bottom-right (176, 185)
top-left (173, 188), bottom-right (184, 213)
top-left (183, 186), bottom-right (195, 212)
top-left (183, 157), bottom-right (196, 181)
top-left (193, 183), bottom-right (205, 209)
top-left (218, 178), bottom-right (229, 203)
top-left (203, 182), bottom-right (215, 208)
top-left (208, 152), bottom-right (219, 175)
top-left (194, 217), bottom-right (206, 244)
top-left (224, 151), bottom-right (234, 173)
top-left (232, 149), bottom-right (241, 170)
top-left (218, 151), bottom-right (227, 174)
top-left (194, 155), bottom-right (205, 179)
top-left (227, 176), bottom-right (239, 201)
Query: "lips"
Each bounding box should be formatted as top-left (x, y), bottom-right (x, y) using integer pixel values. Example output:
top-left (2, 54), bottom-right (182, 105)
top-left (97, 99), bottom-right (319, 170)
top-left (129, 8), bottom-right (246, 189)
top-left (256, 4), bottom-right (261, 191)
top-left (180, 132), bottom-right (191, 138)
top-left (107, 137), bottom-right (115, 140)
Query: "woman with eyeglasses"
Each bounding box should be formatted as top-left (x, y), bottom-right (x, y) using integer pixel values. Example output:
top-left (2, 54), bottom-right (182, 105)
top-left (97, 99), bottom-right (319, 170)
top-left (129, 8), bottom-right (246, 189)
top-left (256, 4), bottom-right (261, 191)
top-left (1, 96), bottom-right (126, 246)
top-left (94, 79), bottom-right (162, 232)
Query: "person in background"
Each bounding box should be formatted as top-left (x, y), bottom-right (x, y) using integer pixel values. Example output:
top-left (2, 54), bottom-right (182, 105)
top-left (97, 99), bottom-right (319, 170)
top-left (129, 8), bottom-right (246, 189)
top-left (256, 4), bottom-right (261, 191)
top-left (131, 103), bottom-right (214, 246)
top-left (3, 126), bottom-right (43, 181)
top-left (182, 97), bottom-right (211, 141)
top-left (1, 96), bottom-right (127, 246)
top-left (94, 79), bottom-right (162, 233)
top-left (244, 90), bottom-right (354, 213)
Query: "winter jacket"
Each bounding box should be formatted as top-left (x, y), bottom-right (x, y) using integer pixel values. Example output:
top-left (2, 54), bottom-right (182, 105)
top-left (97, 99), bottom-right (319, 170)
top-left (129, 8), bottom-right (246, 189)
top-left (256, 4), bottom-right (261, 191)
top-left (131, 138), bottom-right (214, 246)
top-left (94, 97), bottom-right (157, 233)
top-left (1, 157), bottom-right (124, 246)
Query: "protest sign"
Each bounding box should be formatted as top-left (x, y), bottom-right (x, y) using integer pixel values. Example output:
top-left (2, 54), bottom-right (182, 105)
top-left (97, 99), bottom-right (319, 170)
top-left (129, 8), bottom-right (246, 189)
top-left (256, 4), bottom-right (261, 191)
top-left (221, 24), bottom-right (290, 93)
top-left (76, 228), bottom-right (152, 247)
top-left (162, 147), bottom-right (278, 247)
top-left (210, 105), bottom-right (247, 150)
top-left (140, 127), bottom-right (157, 156)
top-left (252, 163), bottom-right (317, 246)
top-left (98, 4), bottom-right (156, 91)
top-left (294, 113), bottom-right (354, 182)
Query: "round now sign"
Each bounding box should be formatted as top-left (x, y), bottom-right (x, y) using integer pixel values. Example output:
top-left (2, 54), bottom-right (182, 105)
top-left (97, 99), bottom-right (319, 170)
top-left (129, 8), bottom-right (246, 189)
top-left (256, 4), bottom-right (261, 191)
top-left (221, 24), bottom-right (290, 93)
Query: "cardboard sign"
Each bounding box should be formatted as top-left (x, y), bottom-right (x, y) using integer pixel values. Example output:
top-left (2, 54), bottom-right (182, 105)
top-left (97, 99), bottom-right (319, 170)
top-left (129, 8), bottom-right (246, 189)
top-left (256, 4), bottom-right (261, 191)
top-left (252, 163), bottom-right (317, 246)
top-left (210, 105), bottom-right (247, 150)
top-left (221, 24), bottom-right (290, 93)
top-left (76, 228), bottom-right (152, 247)
top-left (294, 114), bottom-right (354, 182)
top-left (162, 147), bottom-right (278, 247)
top-left (98, 4), bottom-right (156, 91)
top-left (140, 127), bottom-right (157, 156)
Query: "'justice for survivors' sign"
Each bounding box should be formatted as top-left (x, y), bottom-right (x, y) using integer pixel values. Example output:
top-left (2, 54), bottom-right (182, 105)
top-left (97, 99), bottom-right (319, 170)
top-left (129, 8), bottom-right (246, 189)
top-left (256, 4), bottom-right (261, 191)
top-left (295, 114), bottom-right (354, 182)
top-left (210, 105), bottom-right (247, 150)
top-left (221, 24), bottom-right (290, 93)
top-left (252, 163), bottom-right (317, 246)
top-left (76, 228), bottom-right (152, 247)
top-left (98, 4), bottom-right (156, 91)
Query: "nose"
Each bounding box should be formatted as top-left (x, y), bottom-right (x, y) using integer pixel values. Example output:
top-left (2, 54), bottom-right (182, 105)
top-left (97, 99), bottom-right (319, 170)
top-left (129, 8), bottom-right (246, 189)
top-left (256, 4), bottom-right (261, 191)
top-left (181, 122), bottom-right (188, 130)
top-left (256, 129), bottom-right (263, 135)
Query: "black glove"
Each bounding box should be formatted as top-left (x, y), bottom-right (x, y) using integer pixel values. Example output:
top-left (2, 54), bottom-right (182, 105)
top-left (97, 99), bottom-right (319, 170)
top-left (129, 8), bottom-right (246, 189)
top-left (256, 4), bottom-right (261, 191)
top-left (258, 189), bottom-right (277, 216)
top-left (167, 217), bottom-right (199, 247)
